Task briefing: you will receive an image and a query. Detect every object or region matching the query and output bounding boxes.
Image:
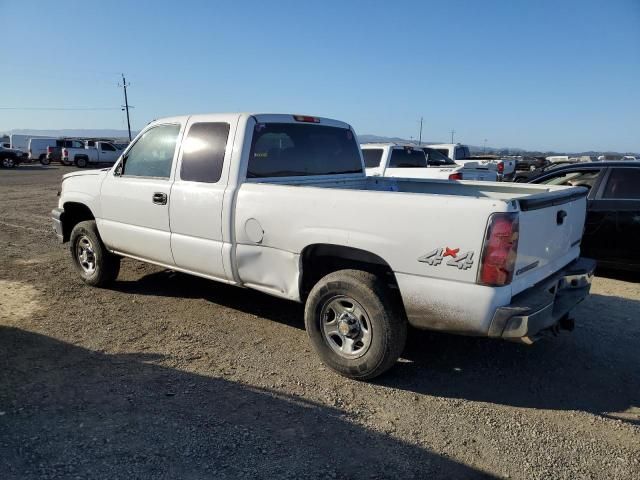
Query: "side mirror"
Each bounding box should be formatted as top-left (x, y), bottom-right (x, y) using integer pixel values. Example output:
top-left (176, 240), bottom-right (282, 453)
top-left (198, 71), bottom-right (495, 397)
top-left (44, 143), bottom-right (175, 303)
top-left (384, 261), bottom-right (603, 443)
top-left (114, 159), bottom-right (124, 176)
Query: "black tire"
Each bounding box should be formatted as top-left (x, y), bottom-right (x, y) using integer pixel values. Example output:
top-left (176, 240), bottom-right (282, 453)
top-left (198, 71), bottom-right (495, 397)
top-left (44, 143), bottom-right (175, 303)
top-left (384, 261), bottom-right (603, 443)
top-left (75, 156), bottom-right (88, 168)
top-left (69, 220), bottom-right (120, 287)
top-left (40, 156), bottom-right (50, 165)
top-left (304, 269), bottom-right (407, 380)
top-left (1, 156), bottom-right (16, 168)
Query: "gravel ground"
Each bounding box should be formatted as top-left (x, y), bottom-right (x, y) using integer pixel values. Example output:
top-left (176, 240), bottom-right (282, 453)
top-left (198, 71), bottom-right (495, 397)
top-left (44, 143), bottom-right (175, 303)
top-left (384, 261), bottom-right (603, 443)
top-left (1, 165), bottom-right (638, 479)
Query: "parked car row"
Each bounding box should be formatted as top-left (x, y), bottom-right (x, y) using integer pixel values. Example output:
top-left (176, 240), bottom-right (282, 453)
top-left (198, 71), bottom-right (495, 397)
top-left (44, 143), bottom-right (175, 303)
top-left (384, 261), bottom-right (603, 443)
top-left (361, 143), bottom-right (500, 182)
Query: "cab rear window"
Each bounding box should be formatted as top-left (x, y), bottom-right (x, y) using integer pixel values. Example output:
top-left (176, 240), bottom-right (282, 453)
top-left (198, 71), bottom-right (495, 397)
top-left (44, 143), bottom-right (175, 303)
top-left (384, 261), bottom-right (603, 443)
top-left (247, 123), bottom-right (362, 178)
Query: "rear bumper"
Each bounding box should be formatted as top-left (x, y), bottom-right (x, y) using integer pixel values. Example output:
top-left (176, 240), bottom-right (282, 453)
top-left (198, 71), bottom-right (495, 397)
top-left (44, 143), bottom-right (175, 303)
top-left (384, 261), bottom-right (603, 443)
top-left (488, 257), bottom-right (596, 342)
top-left (51, 207), bottom-right (64, 243)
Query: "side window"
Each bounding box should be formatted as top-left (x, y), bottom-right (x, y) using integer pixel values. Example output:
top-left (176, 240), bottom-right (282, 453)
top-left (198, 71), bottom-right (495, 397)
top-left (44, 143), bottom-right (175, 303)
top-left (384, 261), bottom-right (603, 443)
top-left (180, 122), bottom-right (230, 183)
top-left (362, 149), bottom-right (383, 168)
top-left (121, 124), bottom-right (181, 178)
top-left (388, 148), bottom-right (427, 168)
top-left (434, 148), bottom-right (450, 158)
top-left (72, 141), bottom-right (84, 148)
top-left (602, 168), bottom-right (640, 199)
top-left (101, 143), bottom-right (116, 151)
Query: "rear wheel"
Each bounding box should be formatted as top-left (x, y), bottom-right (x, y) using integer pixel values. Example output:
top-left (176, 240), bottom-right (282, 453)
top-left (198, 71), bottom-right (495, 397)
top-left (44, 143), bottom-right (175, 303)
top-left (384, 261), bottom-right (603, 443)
top-left (75, 156), bottom-right (88, 168)
top-left (40, 156), bottom-right (50, 165)
top-left (69, 220), bottom-right (120, 287)
top-left (304, 269), bottom-right (407, 380)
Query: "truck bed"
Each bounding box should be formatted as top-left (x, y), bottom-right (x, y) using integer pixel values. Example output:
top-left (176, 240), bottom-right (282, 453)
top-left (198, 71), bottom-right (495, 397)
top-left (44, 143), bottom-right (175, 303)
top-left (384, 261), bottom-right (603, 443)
top-left (249, 175), bottom-right (586, 206)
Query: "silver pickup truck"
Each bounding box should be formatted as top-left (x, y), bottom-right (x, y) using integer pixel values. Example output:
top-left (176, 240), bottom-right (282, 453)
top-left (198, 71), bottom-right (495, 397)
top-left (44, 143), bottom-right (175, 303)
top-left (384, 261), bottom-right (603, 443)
top-left (52, 113), bottom-right (595, 379)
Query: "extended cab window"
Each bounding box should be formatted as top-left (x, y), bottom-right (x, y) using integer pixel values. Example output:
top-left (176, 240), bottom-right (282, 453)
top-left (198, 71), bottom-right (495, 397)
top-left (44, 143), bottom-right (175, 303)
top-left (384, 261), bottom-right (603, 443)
top-left (121, 124), bottom-right (180, 178)
top-left (388, 148), bottom-right (427, 168)
top-left (180, 122), bottom-right (230, 183)
top-left (247, 123), bottom-right (362, 178)
top-left (101, 143), bottom-right (116, 151)
top-left (602, 168), bottom-right (640, 199)
top-left (362, 149), bottom-right (383, 168)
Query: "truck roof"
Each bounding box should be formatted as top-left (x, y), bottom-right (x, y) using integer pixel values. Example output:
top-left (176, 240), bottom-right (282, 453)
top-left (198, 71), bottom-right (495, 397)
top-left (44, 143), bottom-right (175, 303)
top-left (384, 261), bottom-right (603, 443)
top-left (147, 113), bottom-right (352, 130)
top-left (361, 142), bottom-right (422, 149)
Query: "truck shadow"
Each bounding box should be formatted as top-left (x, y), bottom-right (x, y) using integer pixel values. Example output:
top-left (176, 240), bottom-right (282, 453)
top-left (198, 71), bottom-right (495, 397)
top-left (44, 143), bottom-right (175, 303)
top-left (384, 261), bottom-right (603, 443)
top-left (0, 326), bottom-right (494, 479)
top-left (380, 293), bottom-right (640, 425)
top-left (111, 270), bottom-right (639, 425)
top-left (112, 269), bottom-right (305, 331)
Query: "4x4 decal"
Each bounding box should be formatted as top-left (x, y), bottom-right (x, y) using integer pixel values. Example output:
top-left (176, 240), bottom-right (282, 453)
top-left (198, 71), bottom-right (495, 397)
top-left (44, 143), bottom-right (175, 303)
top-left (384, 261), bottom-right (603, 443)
top-left (418, 247), bottom-right (474, 270)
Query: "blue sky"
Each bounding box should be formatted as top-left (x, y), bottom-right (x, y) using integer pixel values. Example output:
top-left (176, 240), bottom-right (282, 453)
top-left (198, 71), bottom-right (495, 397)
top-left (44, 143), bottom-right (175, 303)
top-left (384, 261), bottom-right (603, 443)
top-left (2, 0), bottom-right (639, 152)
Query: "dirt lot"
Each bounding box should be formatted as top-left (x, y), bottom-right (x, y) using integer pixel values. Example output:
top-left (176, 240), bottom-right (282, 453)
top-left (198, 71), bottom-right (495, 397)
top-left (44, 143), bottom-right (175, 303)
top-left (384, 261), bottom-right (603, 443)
top-left (1, 165), bottom-right (638, 479)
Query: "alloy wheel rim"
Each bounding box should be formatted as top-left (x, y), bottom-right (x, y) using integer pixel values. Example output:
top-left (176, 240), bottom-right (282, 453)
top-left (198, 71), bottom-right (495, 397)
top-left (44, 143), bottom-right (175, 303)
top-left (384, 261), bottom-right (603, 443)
top-left (320, 295), bottom-right (372, 359)
top-left (76, 235), bottom-right (96, 274)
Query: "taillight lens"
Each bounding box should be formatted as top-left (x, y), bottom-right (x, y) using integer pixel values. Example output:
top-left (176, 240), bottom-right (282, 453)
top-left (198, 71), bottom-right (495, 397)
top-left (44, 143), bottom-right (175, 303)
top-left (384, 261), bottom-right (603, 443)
top-left (497, 161), bottom-right (504, 174)
top-left (47, 146), bottom-right (52, 153)
top-left (478, 212), bottom-right (519, 286)
top-left (448, 172), bottom-right (463, 180)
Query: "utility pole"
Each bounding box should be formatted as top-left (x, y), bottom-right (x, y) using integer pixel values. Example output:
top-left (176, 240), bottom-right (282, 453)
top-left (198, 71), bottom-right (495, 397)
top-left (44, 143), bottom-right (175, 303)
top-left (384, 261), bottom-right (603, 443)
top-left (120, 74), bottom-right (132, 141)
top-left (484, 138), bottom-right (487, 153)
top-left (450, 129), bottom-right (455, 143)
top-left (418, 117), bottom-right (423, 146)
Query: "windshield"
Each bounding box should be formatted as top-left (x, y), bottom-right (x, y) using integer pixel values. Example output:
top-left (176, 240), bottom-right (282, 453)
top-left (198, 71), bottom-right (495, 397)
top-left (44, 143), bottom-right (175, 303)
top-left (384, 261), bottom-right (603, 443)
top-left (247, 123), bottom-right (363, 178)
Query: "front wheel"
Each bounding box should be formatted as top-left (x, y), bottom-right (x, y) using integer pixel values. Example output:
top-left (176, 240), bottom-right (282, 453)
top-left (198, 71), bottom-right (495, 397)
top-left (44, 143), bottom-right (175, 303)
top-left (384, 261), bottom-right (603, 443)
top-left (1, 157), bottom-right (16, 168)
top-left (69, 220), bottom-right (120, 287)
top-left (304, 269), bottom-right (407, 380)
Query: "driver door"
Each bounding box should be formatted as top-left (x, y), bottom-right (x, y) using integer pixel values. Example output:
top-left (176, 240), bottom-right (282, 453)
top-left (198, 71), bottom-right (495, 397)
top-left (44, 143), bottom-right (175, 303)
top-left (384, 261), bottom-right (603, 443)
top-left (98, 122), bottom-right (184, 265)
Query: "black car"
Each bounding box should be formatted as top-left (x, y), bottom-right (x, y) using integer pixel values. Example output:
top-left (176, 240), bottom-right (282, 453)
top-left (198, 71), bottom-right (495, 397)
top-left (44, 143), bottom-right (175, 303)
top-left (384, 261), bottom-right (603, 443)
top-left (0, 146), bottom-right (28, 168)
top-left (529, 162), bottom-right (640, 272)
top-left (513, 160), bottom-right (574, 182)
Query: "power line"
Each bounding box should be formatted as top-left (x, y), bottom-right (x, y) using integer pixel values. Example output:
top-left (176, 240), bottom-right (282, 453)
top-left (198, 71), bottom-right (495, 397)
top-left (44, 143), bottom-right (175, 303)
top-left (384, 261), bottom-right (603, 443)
top-left (0, 107), bottom-right (121, 111)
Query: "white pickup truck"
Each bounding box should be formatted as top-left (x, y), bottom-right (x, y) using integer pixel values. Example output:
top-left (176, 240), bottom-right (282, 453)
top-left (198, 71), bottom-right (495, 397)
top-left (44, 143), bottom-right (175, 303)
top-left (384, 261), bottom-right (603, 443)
top-left (429, 143), bottom-right (516, 181)
top-left (362, 143), bottom-right (498, 182)
top-left (62, 140), bottom-right (121, 168)
top-left (52, 113), bottom-right (595, 379)
top-left (362, 143), bottom-right (463, 180)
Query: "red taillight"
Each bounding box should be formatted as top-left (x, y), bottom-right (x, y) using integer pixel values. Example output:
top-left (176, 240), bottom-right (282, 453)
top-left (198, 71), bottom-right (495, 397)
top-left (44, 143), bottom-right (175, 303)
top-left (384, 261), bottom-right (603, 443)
top-left (448, 172), bottom-right (463, 180)
top-left (478, 213), bottom-right (519, 286)
top-left (293, 115), bottom-right (320, 123)
top-left (497, 161), bottom-right (504, 174)
top-left (47, 146), bottom-right (52, 153)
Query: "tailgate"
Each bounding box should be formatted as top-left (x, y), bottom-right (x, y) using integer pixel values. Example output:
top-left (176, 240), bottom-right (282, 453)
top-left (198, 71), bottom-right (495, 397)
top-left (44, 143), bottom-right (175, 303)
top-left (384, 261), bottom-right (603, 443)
top-left (511, 187), bottom-right (588, 295)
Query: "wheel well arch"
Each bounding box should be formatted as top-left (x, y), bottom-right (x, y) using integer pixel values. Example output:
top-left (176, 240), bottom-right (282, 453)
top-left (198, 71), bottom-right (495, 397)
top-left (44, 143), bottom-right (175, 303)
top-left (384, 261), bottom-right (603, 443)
top-left (61, 202), bottom-right (95, 242)
top-left (299, 244), bottom-right (399, 300)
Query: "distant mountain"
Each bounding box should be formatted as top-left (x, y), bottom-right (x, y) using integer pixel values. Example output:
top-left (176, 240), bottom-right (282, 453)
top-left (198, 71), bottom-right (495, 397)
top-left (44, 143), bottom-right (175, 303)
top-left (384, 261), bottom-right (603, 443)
top-left (7, 128), bottom-right (137, 140)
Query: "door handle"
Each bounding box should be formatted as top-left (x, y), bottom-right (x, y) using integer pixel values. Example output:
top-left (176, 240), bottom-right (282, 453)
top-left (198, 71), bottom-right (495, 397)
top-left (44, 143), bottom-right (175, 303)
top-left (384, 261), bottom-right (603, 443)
top-left (152, 192), bottom-right (168, 205)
